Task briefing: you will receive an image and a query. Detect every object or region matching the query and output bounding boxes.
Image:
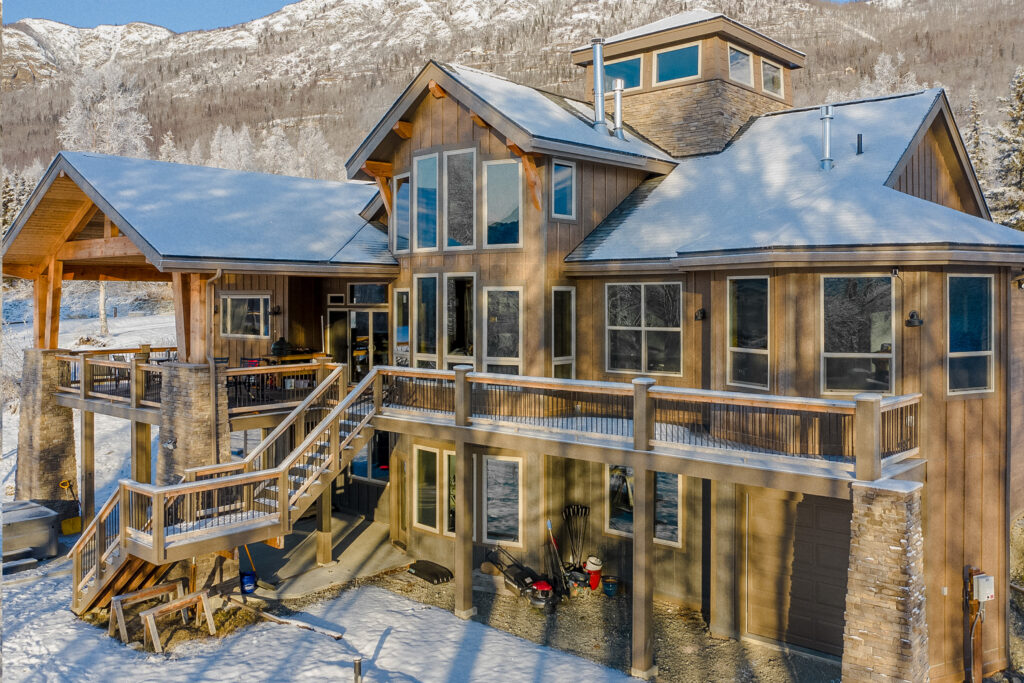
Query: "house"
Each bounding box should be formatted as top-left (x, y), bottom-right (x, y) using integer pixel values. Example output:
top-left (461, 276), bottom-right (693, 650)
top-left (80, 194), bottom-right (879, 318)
top-left (4, 10), bottom-right (1024, 681)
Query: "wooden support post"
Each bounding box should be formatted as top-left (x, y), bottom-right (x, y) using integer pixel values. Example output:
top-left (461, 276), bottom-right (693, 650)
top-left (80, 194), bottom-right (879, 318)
top-left (171, 272), bottom-right (191, 361)
top-left (631, 467), bottom-right (657, 679)
top-left (454, 437), bottom-right (475, 619)
top-left (854, 394), bottom-right (882, 481)
top-left (152, 491), bottom-right (165, 564)
top-left (33, 269), bottom-right (49, 348)
top-left (632, 377), bottom-right (655, 451)
top-left (131, 422), bottom-right (152, 484)
top-left (188, 274), bottom-right (208, 363)
top-left (315, 485), bottom-right (332, 566)
top-left (130, 355), bottom-right (143, 409)
top-left (278, 470), bottom-right (290, 534)
top-left (45, 257), bottom-right (63, 349)
top-left (372, 370), bottom-right (383, 412)
top-left (709, 481), bottom-right (738, 639)
top-left (80, 410), bottom-right (95, 525)
top-left (95, 506), bottom-right (107, 582)
top-left (455, 365), bottom-right (472, 427)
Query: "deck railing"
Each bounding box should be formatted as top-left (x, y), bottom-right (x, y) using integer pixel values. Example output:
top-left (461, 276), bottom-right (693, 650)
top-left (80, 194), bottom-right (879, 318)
top-left (224, 361), bottom-right (335, 414)
top-left (379, 367), bottom-right (456, 415)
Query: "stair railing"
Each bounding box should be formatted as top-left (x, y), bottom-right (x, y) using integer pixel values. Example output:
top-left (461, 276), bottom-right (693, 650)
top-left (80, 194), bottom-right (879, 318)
top-left (70, 487), bottom-right (123, 612)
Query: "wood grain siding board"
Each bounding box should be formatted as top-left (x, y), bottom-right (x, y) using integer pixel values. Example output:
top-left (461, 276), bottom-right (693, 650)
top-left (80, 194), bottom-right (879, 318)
top-left (1011, 279), bottom-right (1024, 524)
top-left (891, 123), bottom-right (982, 217)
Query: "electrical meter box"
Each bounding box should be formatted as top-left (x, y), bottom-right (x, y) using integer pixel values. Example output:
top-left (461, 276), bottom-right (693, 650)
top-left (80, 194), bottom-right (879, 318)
top-left (973, 573), bottom-right (996, 602)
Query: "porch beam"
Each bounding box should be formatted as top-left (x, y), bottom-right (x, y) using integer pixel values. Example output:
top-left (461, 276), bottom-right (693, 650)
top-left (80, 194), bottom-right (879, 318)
top-left (34, 200), bottom-right (97, 273)
top-left (56, 235), bottom-right (141, 261)
top-left (62, 266), bottom-right (172, 282)
top-left (3, 264), bottom-right (42, 279)
top-left (631, 467), bottom-right (657, 679)
top-left (427, 80), bottom-right (447, 98)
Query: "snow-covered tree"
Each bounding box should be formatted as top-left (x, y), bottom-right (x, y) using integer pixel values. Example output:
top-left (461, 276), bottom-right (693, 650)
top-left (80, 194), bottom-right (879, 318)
top-left (188, 138), bottom-right (205, 166)
top-left (827, 52), bottom-right (925, 102)
top-left (257, 126), bottom-right (302, 176)
top-left (992, 66), bottom-right (1024, 230)
top-left (158, 131), bottom-right (186, 163)
top-left (963, 87), bottom-right (989, 181)
top-left (57, 62), bottom-right (152, 157)
top-left (296, 125), bottom-right (342, 180)
top-left (207, 124), bottom-right (257, 171)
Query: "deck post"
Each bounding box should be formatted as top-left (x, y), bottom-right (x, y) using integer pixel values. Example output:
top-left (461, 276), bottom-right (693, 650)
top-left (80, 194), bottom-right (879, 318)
top-left (95, 505), bottom-right (107, 582)
top-left (372, 370), bottom-right (383, 412)
top-left (854, 393), bottom-right (882, 481)
top-left (315, 486), bottom-right (332, 566)
top-left (131, 422), bottom-right (152, 484)
top-left (709, 481), bottom-right (738, 639)
top-left (631, 466), bottom-right (657, 679)
top-left (80, 409), bottom-right (95, 525)
top-left (632, 377), bottom-right (655, 451)
top-left (454, 365), bottom-right (472, 427)
top-left (454, 436), bottom-right (475, 619)
top-left (151, 490), bottom-right (165, 564)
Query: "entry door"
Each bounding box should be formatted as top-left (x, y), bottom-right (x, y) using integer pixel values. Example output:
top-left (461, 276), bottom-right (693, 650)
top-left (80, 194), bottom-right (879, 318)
top-left (349, 310), bottom-right (390, 383)
top-left (327, 309), bottom-right (348, 364)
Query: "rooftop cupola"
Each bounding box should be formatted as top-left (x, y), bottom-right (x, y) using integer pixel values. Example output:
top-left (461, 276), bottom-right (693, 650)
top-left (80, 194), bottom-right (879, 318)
top-left (571, 10), bottom-right (805, 157)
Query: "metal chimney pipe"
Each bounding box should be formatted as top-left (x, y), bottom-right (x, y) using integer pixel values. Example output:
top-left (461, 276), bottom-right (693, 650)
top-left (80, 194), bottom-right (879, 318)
top-left (591, 38), bottom-right (608, 133)
top-left (613, 78), bottom-right (625, 139)
top-left (820, 105), bottom-right (835, 171)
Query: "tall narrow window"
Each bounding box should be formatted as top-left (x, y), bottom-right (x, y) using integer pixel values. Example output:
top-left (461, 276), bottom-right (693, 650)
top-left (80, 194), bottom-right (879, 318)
top-left (444, 450), bottom-right (456, 536)
top-left (444, 150), bottom-right (475, 249)
top-left (822, 276), bottom-right (893, 392)
top-left (483, 456), bottom-right (521, 545)
top-left (551, 160), bottom-right (576, 220)
top-left (761, 59), bottom-right (783, 97)
top-left (606, 283), bottom-right (681, 374)
top-left (485, 288), bottom-right (521, 374)
top-left (728, 277), bottom-right (769, 389)
top-left (415, 275), bottom-right (438, 368)
top-left (604, 56), bottom-right (642, 91)
top-left (655, 43), bottom-right (699, 84)
top-left (393, 174), bottom-right (410, 252)
top-left (414, 446), bottom-right (439, 531)
top-left (484, 160), bottom-right (521, 246)
top-left (394, 289), bottom-right (410, 367)
top-left (948, 275), bottom-right (993, 393)
top-left (552, 287), bottom-right (575, 379)
top-left (414, 155), bottom-right (438, 250)
top-left (728, 45), bottom-right (753, 86)
top-left (605, 465), bottom-right (681, 545)
top-left (446, 274), bottom-right (474, 365)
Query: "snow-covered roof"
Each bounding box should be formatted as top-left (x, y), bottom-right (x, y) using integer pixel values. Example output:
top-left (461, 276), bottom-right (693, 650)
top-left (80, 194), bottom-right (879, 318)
top-left (568, 89), bottom-right (1024, 263)
top-left (50, 152), bottom-right (396, 268)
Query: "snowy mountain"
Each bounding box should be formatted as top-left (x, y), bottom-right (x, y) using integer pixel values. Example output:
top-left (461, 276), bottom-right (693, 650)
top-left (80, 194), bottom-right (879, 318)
top-left (2, 0), bottom-right (1022, 168)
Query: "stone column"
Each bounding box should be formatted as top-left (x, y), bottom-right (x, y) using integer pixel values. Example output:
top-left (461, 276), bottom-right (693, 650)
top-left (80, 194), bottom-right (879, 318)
top-left (16, 349), bottom-right (78, 519)
top-left (157, 362), bottom-right (229, 484)
top-left (842, 480), bottom-right (929, 682)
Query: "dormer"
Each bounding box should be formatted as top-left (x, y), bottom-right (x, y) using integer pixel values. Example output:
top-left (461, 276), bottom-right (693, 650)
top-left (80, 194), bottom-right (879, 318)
top-left (571, 11), bottom-right (805, 157)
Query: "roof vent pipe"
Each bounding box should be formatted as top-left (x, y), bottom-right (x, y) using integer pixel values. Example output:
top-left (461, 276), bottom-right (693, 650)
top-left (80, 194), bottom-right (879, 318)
top-left (591, 38), bottom-right (608, 133)
top-left (612, 78), bottom-right (625, 140)
top-left (820, 105), bottom-right (835, 171)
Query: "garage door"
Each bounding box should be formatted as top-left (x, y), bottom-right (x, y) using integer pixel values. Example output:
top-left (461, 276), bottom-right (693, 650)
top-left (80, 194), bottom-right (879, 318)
top-left (743, 488), bottom-right (851, 656)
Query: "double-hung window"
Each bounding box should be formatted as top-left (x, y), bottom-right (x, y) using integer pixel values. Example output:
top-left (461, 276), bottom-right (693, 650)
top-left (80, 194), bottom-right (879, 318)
top-left (605, 466), bottom-right (682, 546)
top-left (948, 275), bottom-right (993, 393)
top-left (392, 174), bottom-right (410, 252)
top-left (484, 160), bottom-right (522, 247)
top-left (552, 287), bottom-right (575, 379)
top-left (551, 160), bottom-right (576, 220)
top-left (484, 287), bottom-right (522, 374)
top-left (414, 154), bottom-right (439, 250)
top-left (728, 277), bottom-right (769, 389)
top-left (822, 276), bottom-right (894, 392)
top-left (414, 274), bottom-right (438, 368)
top-left (654, 43), bottom-right (700, 84)
top-left (445, 273), bottom-right (475, 367)
top-left (606, 283), bottom-right (682, 374)
top-left (728, 44), bottom-right (753, 86)
top-left (444, 149), bottom-right (475, 249)
top-left (220, 294), bottom-right (270, 338)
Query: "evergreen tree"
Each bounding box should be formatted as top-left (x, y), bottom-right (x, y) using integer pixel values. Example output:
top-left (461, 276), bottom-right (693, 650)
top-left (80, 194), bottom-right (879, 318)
top-left (963, 86), bottom-right (988, 181)
top-left (992, 66), bottom-right (1024, 230)
top-left (158, 131), bottom-right (185, 163)
top-left (1, 173), bottom-right (16, 236)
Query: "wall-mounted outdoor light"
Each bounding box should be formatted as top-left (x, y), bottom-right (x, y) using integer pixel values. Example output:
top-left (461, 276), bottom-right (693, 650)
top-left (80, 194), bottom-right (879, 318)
top-left (694, 308), bottom-right (706, 321)
top-left (269, 305), bottom-right (282, 316)
top-left (905, 310), bottom-right (924, 327)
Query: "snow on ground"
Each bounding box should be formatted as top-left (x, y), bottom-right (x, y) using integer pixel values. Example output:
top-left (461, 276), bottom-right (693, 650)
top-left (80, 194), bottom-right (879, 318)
top-left (3, 577), bottom-right (632, 682)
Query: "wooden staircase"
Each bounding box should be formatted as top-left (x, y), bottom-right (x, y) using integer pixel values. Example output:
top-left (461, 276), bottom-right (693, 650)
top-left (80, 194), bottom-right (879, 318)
top-left (70, 366), bottom-right (377, 615)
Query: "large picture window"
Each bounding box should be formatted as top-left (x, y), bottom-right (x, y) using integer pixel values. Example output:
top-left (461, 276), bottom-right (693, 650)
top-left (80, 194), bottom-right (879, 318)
top-left (822, 276), bottom-right (893, 392)
top-left (551, 160), bottom-right (576, 220)
top-left (948, 275), bottom-right (993, 393)
top-left (483, 455), bottom-right (522, 546)
top-left (414, 446), bottom-right (439, 532)
top-left (444, 149), bottom-right (475, 249)
top-left (655, 43), bottom-right (700, 84)
top-left (414, 154), bottom-right (439, 250)
top-left (414, 275), bottom-right (438, 368)
top-left (484, 160), bottom-right (521, 247)
top-left (728, 277), bottom-right (769, 389)
top-left (484, 287), bottom-right (521, 374)
top-left (445, 274), bottom-right (475, 365)
top-left (605, 466), bottom-right (681, 546)
top-left (606, 283), bottom-right (682, 374)
top-left (393, 174), bottom-right (410, 252)
top-left (220, 294), bottom-right (270, 338)
top-left (552, 287), bottom-right (575, 379)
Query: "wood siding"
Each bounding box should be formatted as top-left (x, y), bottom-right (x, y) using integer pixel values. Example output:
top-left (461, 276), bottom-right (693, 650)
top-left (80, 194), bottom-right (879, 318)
top-left (890, 116), bottom-right (984, 218)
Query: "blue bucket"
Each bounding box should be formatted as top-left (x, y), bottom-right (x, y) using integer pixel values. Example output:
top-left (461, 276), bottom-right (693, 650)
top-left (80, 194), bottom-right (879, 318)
top-left (240, 571), bottom-right (257, 594)
top-left (601, 575), bottom-right (620, 597)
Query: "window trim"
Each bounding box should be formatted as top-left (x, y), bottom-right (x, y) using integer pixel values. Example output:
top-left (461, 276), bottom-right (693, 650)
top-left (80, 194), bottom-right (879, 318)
top-left (482, 159), bottom-right (523, 249)
top-left (760, 56), bottom-right (785, 98)
top-left (602, 54), bottom-right (644, 94)
top-left (653, 41), bottom-right (702, 85)
top-left (604, 282), bottom-right (684, 377)
top-left (392, 172), bottom-right (411, 254)
top-left (481, 454), bottom-right (524, 548)
top-left (550, 159), bottom-right (577, 221)
top-left (412, 445), bottom-right (441, 533)
top-left (443, 272), bottom-right (476, 368)
top-left (413, 274), bottom-right (440, 369)
top-left (726, 275), bottom-right (771, 391)
top-left (412, 153), bottom-right (440, 253)
top-left (484, 286), bottom-right (524, 375)
top-left (603, 466), bottom-right (683, 548)
top-left (552, 286), bottom-right (576, 378)
top-left (819, 274), bottom-right (896, 395)
top-left (393, 287), bottom-right (411, 367)
top-left (219, 292), bottom-right (272, 340)
top-left (946, 273), bottom-right (995, 396)
top-left (442, 148), bottom-right (477, 251)
top-left (726, 43), bottom-right (754, 87)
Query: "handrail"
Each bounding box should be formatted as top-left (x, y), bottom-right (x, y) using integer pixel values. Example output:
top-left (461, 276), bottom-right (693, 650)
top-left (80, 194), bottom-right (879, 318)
top-left (222, 362), bottom-right (324, 377)
top-left (87, 358), bottom-right (132, 369)
top-left (649, 385), bottom-right (860, 414)
top-left (467, 370), bottom-right (635, 396)
top-left (881, 393), bottom-right (923, 410)
top-left (69, 487), bottom-right (121, 555)
top-left (378, 366), bottom-right (455, 381)
top-left (69, 346), bottom-right (177, 356)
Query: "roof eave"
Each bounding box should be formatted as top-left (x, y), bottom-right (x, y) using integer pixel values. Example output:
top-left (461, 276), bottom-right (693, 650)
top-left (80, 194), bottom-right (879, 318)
top-left (158, 257), bottom-right (400, 277)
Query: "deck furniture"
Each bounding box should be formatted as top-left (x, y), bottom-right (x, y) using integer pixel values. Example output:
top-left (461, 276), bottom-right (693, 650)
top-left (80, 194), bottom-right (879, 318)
top-left (140, 588), bottom-right (216, 653)
top-left (108, 578), bottom-right (188, 642)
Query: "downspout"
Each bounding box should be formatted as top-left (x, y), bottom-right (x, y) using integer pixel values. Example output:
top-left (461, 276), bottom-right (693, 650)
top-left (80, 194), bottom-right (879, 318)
top-left (207, 269), bottom-right (224, 464)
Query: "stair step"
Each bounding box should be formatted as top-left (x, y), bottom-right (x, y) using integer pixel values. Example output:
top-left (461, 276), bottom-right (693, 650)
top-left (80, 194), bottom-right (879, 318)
top-left (255, 497), bottom-right (298, 511)
top-left (2, 557), bottom-right (38, 575)
top-left (3, 547), bottom-right (35, 563)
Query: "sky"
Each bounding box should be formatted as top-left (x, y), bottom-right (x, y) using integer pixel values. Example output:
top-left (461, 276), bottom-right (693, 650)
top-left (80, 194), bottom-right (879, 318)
top-left (2, 1), bottom-right (296, 33)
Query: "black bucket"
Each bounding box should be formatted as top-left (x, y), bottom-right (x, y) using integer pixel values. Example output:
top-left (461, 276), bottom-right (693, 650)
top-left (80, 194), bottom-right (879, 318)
top-left (240, 571), bottom-right (257, 594)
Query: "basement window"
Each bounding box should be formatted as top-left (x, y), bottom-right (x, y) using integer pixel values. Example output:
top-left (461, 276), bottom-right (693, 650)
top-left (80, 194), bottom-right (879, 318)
top-left (444, 149), bottom-right (475, 249)
top-left (393, 174), bottom-right (410, 252)
top-left (728, 44), bottom-right (753, 86)
top-left (414, 154), bottom-right (439, 250)
top-left (484, 287), bottom-right (522, 375)
top-left (551, 160), bottom-right (576, 221)
top-left (484, 160), bottom-right (522, 247)
top-left (414, 446), bottom-right (440, 532)
top-left (728, 277), bottom-right (769, 389)
top-left (605, 466), bottom-right (682, 546)
top-left (822, 276), bottom-right (894, 393)
top-left (445, 274), bottom-right (475, 364)
top-left (948, 275), bottom-right (993, 394)
top-left (483, 455), bottom-right (522, 546)
top-left (603, 55), bottom-right (642, 91)
top-left (606, 283), bottom-right (682, 374)
top-left (414, 275), bottom-right (438, 369)
top-left (654, 43), bottom-right (700, 84)
top-left (220, 294), bottom-right (270, 339)
top-left (761, 58), bottom-right (784, 97)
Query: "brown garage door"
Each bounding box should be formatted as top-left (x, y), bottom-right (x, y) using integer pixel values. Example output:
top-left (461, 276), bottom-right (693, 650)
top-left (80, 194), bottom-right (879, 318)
top-left (742, 488), bottom-right (851, 656)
